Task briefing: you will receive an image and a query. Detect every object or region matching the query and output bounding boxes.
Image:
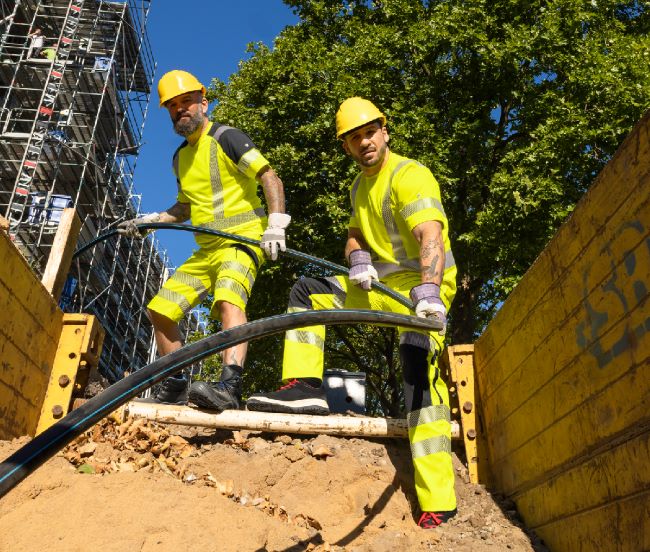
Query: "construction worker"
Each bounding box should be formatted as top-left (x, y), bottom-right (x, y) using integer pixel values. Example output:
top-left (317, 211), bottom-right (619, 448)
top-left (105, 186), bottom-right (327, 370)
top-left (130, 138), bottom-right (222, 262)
top-left (247, 97), bottom-right (457, 528)
top-left (119, 70), bottom-right (290, 410)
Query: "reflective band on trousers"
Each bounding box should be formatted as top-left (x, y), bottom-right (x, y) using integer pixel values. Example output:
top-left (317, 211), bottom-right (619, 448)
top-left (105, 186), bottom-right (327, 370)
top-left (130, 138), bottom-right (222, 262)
top-left (170, 271), bottom-right (208, 297)
top-left (214, 278), bottom-right (247, 302)
top-left (220, 260), bottom-right (255, 288)
top-left (159, 288), bottom-right (192, 314)
top-left (410, 435), bottom-right (452, 459)
top-left (408, 404), bottom-right (451, 427)
top-left (285, 329), bottom-right (324, 348)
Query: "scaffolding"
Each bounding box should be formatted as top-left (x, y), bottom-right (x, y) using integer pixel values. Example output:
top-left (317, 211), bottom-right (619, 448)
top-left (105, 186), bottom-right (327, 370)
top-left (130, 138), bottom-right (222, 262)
top-left (0, 0), bottom-right (203, 381)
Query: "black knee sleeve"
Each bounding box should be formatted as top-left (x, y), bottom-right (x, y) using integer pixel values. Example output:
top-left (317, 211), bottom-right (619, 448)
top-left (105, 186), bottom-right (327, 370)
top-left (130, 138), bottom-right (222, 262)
top-left (400, 343), bottom-right (432, 412)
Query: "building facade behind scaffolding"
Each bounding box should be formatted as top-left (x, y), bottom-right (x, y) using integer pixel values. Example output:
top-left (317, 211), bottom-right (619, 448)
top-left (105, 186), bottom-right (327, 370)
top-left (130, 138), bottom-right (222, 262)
top-left (0, 0), bottom-right (205, 382)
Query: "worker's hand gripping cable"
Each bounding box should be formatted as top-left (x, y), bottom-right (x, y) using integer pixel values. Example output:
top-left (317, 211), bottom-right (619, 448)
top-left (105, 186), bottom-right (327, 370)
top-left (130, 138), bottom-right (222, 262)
top-left (409, 282), bottom-right (447, 335)
top-left (348, 249), bottom-right (378, 291)
top-left (260, 212), bottom-right (291, 260)
top-left (117, 212), bottom-right (161, 239)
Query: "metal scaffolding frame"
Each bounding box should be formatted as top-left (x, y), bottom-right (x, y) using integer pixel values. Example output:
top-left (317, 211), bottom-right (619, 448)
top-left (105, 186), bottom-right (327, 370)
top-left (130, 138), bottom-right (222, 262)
top-left (0, 0), bottom-right (205, 381)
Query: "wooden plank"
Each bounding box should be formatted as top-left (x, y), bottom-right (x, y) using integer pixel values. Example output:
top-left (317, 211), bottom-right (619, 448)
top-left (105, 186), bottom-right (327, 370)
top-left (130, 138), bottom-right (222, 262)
top-left (477, 190), bottom-right (649, 403)
top-left (492, 366), bottom-right (649, 494)
top-left (475, 111), bottom-right (650, 382)
top-left (41, 208), bottom-right (81, 301)
top-left (533, 490), bottom-right (650, 552)
top-left (515, 430), bottom-right (650, 528)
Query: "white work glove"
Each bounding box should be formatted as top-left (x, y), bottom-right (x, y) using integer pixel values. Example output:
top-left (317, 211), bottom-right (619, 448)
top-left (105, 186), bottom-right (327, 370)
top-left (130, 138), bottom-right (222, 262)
top-left (348, 249), bottom-right (378, 291)
top-left (410, 283), bottom-right (447, 335)
top-left (261, 213), bottom-right (291, 260)
top-left (117, 212), bottom-right (160, 239)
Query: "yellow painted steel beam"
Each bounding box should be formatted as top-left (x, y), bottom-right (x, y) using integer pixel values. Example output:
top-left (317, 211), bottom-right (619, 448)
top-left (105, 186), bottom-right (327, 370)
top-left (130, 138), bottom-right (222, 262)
top-left (35, 314), bottom-right (104, 435)
top-left (441, 344), bottom-right (490, 485)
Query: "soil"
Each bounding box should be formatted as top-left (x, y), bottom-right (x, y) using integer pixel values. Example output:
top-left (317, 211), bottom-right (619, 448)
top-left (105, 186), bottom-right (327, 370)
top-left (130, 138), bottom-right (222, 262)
top-left (0, 417), bottom-right (549, 552)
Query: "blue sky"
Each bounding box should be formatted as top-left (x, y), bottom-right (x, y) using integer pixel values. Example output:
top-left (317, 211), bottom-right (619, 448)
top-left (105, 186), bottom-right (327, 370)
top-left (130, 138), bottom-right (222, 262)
top-left (136, 1), bottom-right (298, 266)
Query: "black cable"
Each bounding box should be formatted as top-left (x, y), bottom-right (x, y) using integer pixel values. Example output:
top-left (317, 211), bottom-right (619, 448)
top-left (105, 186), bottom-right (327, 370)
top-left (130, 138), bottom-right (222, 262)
top-left (72, 223), bottom-right (415, 310)
top-left (0, 308), bottom-right (440, 498)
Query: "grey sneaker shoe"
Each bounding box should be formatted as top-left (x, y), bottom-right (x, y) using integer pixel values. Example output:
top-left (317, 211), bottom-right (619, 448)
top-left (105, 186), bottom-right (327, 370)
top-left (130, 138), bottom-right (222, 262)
top-left (188, 364), bottom-right (242, 411)
top-left (142, 375), bottom-right (188, 405)
top-left (246, 379), bottom-right (330, 415)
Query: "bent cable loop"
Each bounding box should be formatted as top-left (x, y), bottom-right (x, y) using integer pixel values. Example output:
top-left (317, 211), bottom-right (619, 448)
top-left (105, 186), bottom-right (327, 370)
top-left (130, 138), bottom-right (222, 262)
top-left (0, 309), bottom-right (441, 498)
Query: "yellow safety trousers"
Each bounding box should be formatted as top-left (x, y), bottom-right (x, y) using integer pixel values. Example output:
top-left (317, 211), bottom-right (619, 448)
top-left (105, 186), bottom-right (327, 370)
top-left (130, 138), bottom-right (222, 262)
top-left (281, 272), bottom-right (456, 512)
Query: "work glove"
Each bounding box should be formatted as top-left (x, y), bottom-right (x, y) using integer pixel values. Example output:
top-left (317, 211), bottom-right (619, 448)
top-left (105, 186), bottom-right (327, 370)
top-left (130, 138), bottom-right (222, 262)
top-left (117, 212), bottom-right (160, 239)
top-left (410, 282), bottom-right (447, 335)
top-left (261, 213), bottom-right (291, 260)
top-left (348, 249), bottom-right (378, 291)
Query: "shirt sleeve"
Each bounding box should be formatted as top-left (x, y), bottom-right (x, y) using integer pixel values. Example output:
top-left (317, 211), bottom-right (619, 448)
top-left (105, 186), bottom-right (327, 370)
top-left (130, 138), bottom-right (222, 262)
top-left (218, 127), bottom-right (270, 179)
top-left (395, 163), bottom-right (448, 231)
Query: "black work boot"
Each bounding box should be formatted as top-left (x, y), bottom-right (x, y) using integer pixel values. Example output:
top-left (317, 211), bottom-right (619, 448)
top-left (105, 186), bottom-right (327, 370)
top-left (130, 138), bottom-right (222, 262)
top-left (141, 375), bottom-right (189, 405)
top-left (188, 364), bottom-right (243, 411)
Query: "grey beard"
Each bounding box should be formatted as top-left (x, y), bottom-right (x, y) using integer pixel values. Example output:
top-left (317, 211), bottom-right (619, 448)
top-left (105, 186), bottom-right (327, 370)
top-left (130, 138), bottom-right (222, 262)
top-left (174, 111), bottom-right (204, 137)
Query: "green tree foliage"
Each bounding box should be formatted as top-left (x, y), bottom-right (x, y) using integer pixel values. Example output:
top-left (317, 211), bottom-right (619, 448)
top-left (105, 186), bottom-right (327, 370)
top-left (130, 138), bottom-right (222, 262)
top-left (206, 0), bottom-right (649, 413)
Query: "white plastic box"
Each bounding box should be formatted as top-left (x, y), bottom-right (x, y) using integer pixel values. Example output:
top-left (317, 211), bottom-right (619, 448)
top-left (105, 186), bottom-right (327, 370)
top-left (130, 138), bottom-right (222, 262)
top-left (322, 370), bottom-right (366, 415)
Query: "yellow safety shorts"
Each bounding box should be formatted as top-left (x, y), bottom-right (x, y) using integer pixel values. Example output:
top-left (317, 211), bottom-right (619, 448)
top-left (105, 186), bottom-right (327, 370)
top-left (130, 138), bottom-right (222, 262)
top-left (148, 242), bottom-right (263, 323)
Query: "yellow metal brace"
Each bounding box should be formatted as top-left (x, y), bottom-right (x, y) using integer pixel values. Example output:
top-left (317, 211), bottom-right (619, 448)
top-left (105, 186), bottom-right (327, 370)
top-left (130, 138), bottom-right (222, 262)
top-left (35, 313), bottom-right (104, 435)
top-left (441, 344), bottom-right (490, 485)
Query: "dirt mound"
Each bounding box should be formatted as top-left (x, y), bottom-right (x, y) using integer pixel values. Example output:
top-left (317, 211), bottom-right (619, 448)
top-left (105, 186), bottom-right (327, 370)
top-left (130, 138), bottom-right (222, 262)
top-left (0, 418), bottom-right (547, 551)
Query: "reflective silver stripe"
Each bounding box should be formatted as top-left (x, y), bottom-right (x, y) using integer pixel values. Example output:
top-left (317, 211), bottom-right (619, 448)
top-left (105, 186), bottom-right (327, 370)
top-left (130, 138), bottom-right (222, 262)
top-left (209, 139), bottom-right (225, 218)
top-left (323, 277), bottom-right (346, 307)
top-left (214, 278), bottom-right (248, 302)
top-left (374, 260), bottom-right (419, 278)
top-left (237, 148), bottom-right (263, 175)
top-left (286, 329), bottom-right (324, 348)
top-left (446, 249), bottom-right (456, 271)
top-left (399, 331), bottom-right (435, 351)
top-left (198, 207), bottom-right (266, 231)
top-left (211, 124), bottom-right (231, 141)
top-left (349, 174), bottom-right (363, 218)
top-left (158, 288), bottom-right (191, 314)
top-left (375, 245), bottom-right (456, 279)
top-left (382, 160), bottom-right (416, 266)
top-left (221, 260), bottom-right (254, 287)
top-left (399, 197), bottom-right (445, 220)
top-left (410, 435), bottom-right (452, 458)
top-left (408, 405), bottom-right (451, 428)
top-left (170, 271), bottom-right (207, 296)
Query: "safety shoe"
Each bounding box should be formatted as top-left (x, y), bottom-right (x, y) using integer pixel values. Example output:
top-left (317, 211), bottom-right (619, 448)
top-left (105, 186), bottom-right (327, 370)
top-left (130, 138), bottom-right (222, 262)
top-left (417, 509), bottom-right (457, 529)
top-left (142, 375), bottom-right (189, 405)
top-left (246, 379), bottom-right (330, 416)
top-left (188, 364), bottom-right (242, 411)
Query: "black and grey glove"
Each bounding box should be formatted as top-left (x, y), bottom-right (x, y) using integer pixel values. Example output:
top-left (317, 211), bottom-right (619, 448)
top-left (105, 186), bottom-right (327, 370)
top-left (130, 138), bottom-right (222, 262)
top-left (117, 212), bottom-right (160, 239)
top-left (261, 213), bottom-right (291, 260)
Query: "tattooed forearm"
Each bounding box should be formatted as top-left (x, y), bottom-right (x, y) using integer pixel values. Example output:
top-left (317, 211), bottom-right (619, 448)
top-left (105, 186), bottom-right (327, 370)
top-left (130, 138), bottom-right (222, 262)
top-left (260, 168), bottom-right (286, 214)
top-left (420, 236), bottom-right (445, 284)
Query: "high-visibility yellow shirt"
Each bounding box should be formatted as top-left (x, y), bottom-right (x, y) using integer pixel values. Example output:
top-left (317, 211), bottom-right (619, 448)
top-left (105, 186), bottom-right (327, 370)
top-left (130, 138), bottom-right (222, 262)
top-left (173, 122), bottom-right (270, 247)
top-left (348, 152), bottom-right (457, 306)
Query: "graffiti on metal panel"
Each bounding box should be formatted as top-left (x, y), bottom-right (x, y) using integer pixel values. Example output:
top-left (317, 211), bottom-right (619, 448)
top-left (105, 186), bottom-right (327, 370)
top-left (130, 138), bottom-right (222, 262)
top-left (575, 220), bottom-right (649, 369)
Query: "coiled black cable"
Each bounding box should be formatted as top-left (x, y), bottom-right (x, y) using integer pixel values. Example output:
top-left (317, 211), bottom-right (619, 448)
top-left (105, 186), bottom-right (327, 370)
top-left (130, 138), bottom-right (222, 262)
top-left (0, 309), bottom-right (440, 498)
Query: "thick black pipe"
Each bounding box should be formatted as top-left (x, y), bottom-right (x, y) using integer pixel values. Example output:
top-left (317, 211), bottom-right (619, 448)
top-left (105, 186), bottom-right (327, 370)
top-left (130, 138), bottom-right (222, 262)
top-left (72, 223), bottom-right (415, 310)
top-left (0, 309), bottom-right (440, 499)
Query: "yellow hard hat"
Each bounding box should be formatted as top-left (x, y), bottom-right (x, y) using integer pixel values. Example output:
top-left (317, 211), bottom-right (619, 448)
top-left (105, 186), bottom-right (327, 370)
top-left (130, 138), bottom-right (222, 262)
top-left (157, 70), bottom-right (206, 107)
top-left (335, 97), bottom-right (386, 139)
